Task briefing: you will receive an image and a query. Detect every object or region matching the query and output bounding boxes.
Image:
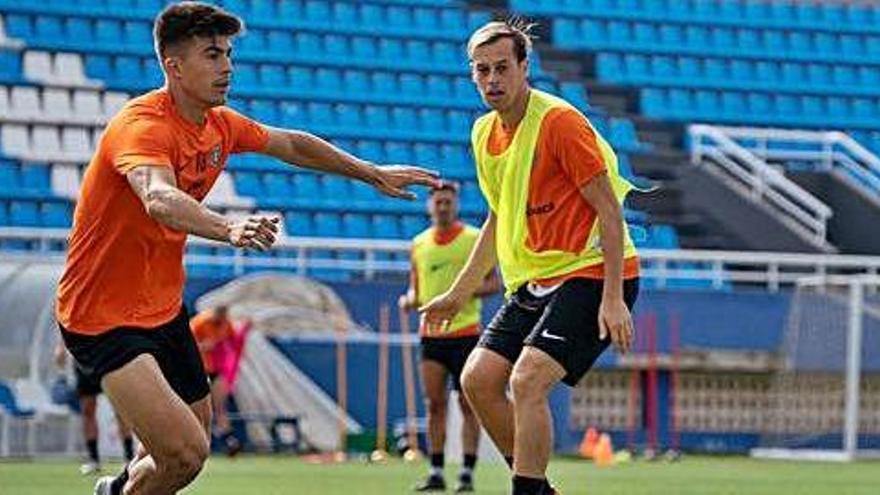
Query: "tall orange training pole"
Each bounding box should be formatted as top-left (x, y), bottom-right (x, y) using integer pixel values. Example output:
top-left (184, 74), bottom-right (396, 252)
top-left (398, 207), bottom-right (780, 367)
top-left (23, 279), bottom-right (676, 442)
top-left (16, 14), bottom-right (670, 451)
top-left (372, 304), bottom-right (391, 462)
top-left (399, 305), bottom-right (421, 459)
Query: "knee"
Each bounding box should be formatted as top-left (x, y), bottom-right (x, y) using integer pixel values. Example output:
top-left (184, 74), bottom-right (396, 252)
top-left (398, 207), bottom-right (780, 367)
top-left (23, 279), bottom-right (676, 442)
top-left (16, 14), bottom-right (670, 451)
top-left (509, 364), bottom-right (549, 404)
top-left (461, 364), bottom-right (498, 404)
top-left (162, 439), bottom-right (209, 483)
top-left (425, 396), bottom-right (448, 417)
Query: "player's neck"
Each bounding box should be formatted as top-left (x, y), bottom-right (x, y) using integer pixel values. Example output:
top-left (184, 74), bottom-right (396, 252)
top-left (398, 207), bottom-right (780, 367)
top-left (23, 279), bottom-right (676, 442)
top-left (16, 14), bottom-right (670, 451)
top-left (167, 83), bottom-right (208, 126)
top-left (498, 85), bottom-right (531, 131)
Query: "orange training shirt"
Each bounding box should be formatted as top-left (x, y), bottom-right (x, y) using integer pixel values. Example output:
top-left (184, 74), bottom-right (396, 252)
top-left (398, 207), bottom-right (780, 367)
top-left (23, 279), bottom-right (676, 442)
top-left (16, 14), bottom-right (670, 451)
top-left (190, 311), bottom-right (235, 373)
top-left (486, 107), bottom-right (639, 284)
top-left (56, 89), bottom-right (269, 335)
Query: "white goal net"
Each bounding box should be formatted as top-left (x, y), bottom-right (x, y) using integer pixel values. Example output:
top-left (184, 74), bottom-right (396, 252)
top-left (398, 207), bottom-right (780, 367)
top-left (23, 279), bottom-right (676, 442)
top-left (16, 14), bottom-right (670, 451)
top-left (752, 275), bottom-right (880, 461)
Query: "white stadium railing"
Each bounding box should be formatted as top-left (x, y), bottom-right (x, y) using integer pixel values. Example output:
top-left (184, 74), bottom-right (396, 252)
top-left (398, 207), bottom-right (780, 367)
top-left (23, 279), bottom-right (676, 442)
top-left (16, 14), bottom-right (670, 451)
top-left (710, 125), bottom-right (880, 199)
top-left (2, 227), bottom-right (880, 292)
top-left (689, 124), bottom-right (834, 251)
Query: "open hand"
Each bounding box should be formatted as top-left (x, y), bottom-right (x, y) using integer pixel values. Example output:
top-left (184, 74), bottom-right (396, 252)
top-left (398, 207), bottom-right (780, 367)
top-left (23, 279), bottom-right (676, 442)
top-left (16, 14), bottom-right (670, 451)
top-left (228, 215), bottom-right (280, 251)
top-left (372, 165), bottom-right (441, 200)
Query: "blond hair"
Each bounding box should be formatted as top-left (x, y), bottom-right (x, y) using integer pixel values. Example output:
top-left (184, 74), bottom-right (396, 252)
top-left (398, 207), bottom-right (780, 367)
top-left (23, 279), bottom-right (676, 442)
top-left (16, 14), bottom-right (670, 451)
top-left (467, 17), bottom-right (537, 62)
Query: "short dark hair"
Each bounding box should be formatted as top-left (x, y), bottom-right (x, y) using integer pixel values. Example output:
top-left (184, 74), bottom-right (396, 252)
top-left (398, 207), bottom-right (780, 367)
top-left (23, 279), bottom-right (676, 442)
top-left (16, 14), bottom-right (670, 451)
top-left (154, 1), bottom-right (242, 58)
top-left (467, 17), bottom-right (537, 63)
top-left (431, 180), bottom-right (460, 195)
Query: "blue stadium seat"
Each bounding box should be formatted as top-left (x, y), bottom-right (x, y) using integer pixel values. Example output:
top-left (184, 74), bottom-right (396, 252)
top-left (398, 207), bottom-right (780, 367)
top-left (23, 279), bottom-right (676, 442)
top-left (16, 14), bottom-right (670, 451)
top-left (66, 17), bottom-right (93, 44)
top-left (288, 66), bottom-right (313, 89)
top-left (365, 105), bottom-right (390, 130)
top-left (343, 70), bottom-right (369, 93)
top-left (379, 38), bottom-right (404, 62)
top-left (609, 118), bottom-right (640, 150)
top-left (0, 201), bottom-right (8, 226)
top-left (35, 16), bottom-right (63, 42)
top-left (41, 202), bottom-right (71, 227)
top-left (20, 164), bottom-right (50, 191)
top-left (267, 30), bottom-right (293, 52)
top-left (333, 2), bottom-right (357, 24)
top-left (315, 68), bottom-right (342, 93)
top-left (234, 172), bottom-right (262, 197)
top-left (322, 176), bottom-right (350, 199)
top-left (401, 215), bottom-right (427, 238)
top-left (440, 9), bottom-right (465, 31)
top-left (351, 181), bottom-right (378, 202)
top-left (250, 99), bottom-right (278, 123)
top-left (460, 181), bottom-right (482, 209)
top-left (324, 34), bottom-right (349, 60)
top-left (385, 142), bottom-right (412, 164)
top-left (124, 21), bottom-right (151, 46)
top-left (351, 36), bottom-right (377, 59)
top-left (296, 33), bottom-right (321, 56)
top-left (259, 64), bottom-right (286, 88)
top-left (304, 0), bottom-right (331, 22)
top-left (337, 103), bottom-right (363, 127)
top-left (279, 101), bottom-right (304, 127)
top-left (399, 73), bottom-right (424, 95)
top-left (239, 30), bottom-right (266, 53)
top-left (371, 71), bottom-right (396, 94)
top-left (114, 56), bottom-right (144, 85)
top-left (285, 211), bottom-right (313, 237)
top-left (392, 107), bottom-right (417, 130)
top-left (387, 5), bottom-right (412, 27)
top-left (357, 140), bottom-right (384, 162)
top-left (9, 201), bottom-right (40, 227)
top-left (314, 212), bottom-right (342, 237)
top-left (441, 144), bottom-right (469, 169)
top-left (405, 40), bottom-right (430, 62)
top-left (263, 173), bottom-right (292, 197)
top-left (307, 103), bottom-right (335, 126)
top-left (371, 214), bottom-right (400, 238)
top-left (414, 143), bottom-right (440, 165)
top-left (294, 174), bottom-right (320, 198)
top-left (4, 14), bottom-right (32, 38)
top-left (419, 109), bottom-right (444, 132)
top-left (0, 162), bottom-right (19, 191)
top-left (85, 54), bottom-right (113, 81)
top-left (342, 213), bottom-right (370, 238)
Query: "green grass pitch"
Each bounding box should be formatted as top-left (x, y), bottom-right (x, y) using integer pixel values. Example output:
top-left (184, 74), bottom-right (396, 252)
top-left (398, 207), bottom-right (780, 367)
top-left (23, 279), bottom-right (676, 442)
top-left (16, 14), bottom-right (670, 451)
top-left (1, 455), bottom-right (878, 494)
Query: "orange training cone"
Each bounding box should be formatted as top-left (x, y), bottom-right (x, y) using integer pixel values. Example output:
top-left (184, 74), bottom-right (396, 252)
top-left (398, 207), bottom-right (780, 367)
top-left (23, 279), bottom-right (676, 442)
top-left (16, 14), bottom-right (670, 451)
top-left (595, 433), bottom-right (615, 467)
top-left (579, 427), bottom-right (599, 458)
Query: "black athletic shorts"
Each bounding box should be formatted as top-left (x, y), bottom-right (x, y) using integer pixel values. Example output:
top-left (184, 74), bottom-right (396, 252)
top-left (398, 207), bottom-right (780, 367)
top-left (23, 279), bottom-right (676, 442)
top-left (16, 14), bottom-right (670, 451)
top-left (420, 335), bottom-right (480, 391)
top-left (58, 306), bottom-right (210, 405)
top-left (478, 277), bottom-right (639, 386)
top-left (75, 366), bottom-right (102, 397)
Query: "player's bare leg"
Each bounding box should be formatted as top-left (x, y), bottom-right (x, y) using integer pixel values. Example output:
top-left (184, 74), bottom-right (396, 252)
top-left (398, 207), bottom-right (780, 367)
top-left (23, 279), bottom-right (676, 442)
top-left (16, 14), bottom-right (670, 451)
top-left (80, 395), bottom-right (101, 475)
top-left (99, 354), bottom-right (210, 494)
top-left (460, 348), bottom-right (514, 463)
top-left (509, 347), bottom-right (565, 491)
top-left (456, 392), bottom-right (480, 492)
top-left (415, 360), bottom-right (449, 492)
top-left (210, 376), bottom-right (240, 456)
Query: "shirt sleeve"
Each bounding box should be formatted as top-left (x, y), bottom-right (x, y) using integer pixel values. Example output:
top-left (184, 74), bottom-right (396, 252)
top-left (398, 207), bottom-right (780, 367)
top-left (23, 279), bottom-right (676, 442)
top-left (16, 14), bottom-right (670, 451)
top-left (111, 116), bottom-right (173, 174)
top-left (548, 109), bottom-right (608, 188)
top-left (220, 106), bottom-right (270, 154)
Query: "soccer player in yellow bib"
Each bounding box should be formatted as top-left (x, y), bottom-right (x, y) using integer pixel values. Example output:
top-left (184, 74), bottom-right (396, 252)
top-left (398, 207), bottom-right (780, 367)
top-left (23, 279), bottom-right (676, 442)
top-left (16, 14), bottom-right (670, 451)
top-left (400, 181), bottom-right (500, 492)
top-left (420, 20), bottom-right (640, 495)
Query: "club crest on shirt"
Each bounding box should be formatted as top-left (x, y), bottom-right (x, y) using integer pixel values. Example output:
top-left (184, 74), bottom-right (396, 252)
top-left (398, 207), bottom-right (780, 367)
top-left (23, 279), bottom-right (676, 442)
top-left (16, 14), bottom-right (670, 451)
top-left (210, 145), bottom-right (222, 167)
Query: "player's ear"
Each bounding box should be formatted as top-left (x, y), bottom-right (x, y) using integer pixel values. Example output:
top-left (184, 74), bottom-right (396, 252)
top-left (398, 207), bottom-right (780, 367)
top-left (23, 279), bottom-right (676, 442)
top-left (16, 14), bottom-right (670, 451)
top-left (165, 57), bottom-right (183, 79)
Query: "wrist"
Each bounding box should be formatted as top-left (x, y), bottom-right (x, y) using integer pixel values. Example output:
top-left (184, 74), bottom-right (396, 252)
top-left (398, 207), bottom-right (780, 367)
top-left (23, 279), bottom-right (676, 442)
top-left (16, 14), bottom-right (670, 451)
top-left (358, 161), bottom-right (380, 185)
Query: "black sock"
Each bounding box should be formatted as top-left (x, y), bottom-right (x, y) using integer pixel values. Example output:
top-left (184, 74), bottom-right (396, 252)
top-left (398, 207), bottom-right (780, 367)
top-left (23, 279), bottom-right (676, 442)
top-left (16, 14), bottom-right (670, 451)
top-left (544, 479), bottom-right (555, 493)
top-left (431, 452), bottom-right (444, 469)
top-left (463, 453), bottom-right (477, 471)
top-left (122, 437), bottom-right (134, 462)
top-left (512, 475), bottom-right (546, 495)
top-left (504, 456), bottom-right (514, 469)
top-left (86, 439), bottom-right (99, 463)
top-left (109, 466), bottom-right (129, 495)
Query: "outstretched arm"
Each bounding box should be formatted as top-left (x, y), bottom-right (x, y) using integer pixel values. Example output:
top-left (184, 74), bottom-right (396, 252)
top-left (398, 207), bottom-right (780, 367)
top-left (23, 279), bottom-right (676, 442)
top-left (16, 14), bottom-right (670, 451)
top-left (126, 166), bottom-right (278, 250)
top-left (261, 127), bottom-right (440, 199)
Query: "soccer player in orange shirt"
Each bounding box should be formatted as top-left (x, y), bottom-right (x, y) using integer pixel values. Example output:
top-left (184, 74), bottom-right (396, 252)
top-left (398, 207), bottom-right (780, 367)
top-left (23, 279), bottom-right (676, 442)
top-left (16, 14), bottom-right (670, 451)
top-left (189, 305), bottom-right (239, 456)
top-left (55, 3), bottom-right (439, 494)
